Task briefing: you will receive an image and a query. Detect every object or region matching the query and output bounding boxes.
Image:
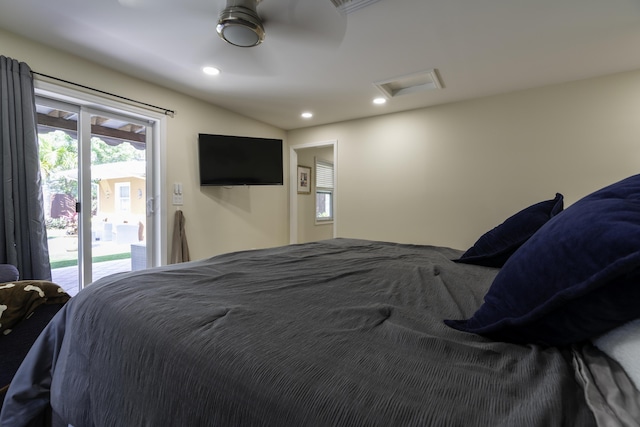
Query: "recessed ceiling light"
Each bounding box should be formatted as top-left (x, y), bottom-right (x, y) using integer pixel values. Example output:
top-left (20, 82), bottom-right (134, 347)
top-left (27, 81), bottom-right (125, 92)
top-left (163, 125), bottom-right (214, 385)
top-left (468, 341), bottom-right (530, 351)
top-left (301, 112), bottom-right (313, 119)
top-left (373, 97), bottom-right (387, 105)
top-left (203, 66), bottom-right (221, 76)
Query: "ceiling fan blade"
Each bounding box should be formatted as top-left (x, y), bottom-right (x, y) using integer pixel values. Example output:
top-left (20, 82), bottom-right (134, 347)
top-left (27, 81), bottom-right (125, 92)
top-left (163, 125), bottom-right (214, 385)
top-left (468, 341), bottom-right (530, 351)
top-left (199, 38), bottom-right (279, 77)
top-left (260, 0), bottom-right (347, 50)
top-left (118, 0), bottom-right (220, 15)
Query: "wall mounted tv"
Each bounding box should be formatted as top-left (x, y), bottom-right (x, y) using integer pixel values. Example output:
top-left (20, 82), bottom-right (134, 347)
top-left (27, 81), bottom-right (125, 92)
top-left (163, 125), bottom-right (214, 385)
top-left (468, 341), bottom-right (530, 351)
top-left (198, 133), bottom-right (284, 186)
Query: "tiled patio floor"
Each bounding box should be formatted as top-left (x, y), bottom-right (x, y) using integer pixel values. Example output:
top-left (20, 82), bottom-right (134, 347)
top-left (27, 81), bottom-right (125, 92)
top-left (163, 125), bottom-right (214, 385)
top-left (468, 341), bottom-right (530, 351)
top-left (52, 258), bottom-right (132, 297)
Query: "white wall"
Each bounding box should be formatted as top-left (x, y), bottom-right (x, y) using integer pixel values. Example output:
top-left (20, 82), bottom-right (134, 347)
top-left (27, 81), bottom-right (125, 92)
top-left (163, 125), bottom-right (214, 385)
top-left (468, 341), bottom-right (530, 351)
top-left (288, 70), bottom-right (640, 250)
top-left (0, 29), bottom-right (289, 261)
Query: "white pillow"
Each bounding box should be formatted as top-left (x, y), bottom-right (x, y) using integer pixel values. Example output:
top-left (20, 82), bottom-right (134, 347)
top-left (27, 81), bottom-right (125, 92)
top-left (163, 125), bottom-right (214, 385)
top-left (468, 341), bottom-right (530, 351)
top-left (593, 318), bottom-right (640, 391)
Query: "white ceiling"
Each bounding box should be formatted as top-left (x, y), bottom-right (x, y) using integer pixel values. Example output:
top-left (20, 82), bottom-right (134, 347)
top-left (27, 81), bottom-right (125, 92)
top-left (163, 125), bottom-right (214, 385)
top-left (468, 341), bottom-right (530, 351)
top-left (2, 0), bottom-right (640, 130)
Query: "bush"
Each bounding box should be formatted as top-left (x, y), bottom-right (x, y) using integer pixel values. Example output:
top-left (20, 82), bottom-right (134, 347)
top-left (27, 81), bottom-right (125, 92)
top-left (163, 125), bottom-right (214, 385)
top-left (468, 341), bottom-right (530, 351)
top-left (46, 217), bottom-right (68, 229)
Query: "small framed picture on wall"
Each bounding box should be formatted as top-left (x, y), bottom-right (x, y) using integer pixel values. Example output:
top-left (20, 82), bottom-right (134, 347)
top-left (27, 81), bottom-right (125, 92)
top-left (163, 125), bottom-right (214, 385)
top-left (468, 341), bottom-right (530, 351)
top-left (297, 165), bottom-right (311, 194)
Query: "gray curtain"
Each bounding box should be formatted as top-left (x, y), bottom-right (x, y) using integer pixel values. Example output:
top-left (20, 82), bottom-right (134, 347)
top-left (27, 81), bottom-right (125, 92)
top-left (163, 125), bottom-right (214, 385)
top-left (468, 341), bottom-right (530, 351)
top-left (0, 56), bottom-right (51, 280)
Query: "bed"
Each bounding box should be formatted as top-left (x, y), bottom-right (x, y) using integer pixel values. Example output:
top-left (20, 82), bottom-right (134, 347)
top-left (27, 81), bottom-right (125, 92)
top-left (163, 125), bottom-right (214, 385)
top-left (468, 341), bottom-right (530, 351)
top-left (3, 174), bottom-right (640, 427)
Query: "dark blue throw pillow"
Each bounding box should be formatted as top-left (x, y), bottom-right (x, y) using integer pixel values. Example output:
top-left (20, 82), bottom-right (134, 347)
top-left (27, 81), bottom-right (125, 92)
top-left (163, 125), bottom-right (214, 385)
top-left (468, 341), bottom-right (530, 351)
top-left (454, 193), bottom-right (563, 268)
top-left (445, 174), bottom-right (640, 346)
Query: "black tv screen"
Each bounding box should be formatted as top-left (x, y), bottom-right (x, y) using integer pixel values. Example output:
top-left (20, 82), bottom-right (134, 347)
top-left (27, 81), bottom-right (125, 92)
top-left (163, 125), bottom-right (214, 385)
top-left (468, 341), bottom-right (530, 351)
top-left (198, 133), bottom-right (283, 186)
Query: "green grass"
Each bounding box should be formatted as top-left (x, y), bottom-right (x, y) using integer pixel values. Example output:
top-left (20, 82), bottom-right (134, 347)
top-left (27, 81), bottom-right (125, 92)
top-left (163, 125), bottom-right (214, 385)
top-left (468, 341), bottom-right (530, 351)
top-left (50, 252), bottom-right (131, 269)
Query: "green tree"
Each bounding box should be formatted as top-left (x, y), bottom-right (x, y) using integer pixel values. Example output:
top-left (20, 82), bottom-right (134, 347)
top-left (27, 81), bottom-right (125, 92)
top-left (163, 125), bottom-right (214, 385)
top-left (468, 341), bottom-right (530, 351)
top-left (39, 130), bottom-right (78, 196)
top-left (91, 138), bottom-right (144, 165)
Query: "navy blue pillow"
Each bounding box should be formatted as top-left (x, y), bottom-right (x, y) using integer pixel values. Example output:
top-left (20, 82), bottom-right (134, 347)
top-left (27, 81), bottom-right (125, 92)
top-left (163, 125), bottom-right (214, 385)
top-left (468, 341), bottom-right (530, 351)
top-left (445, 174), bottom-right (640, 346)
top-left (454, 193), bottom-right (563, 268)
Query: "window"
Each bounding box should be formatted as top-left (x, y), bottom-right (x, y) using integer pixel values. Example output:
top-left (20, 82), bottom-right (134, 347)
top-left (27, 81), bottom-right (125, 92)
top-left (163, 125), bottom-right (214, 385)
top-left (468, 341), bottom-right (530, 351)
top-left (315, 158), bottom-right (334, 222)
top-left (115, 182), bottom-right (131, 214)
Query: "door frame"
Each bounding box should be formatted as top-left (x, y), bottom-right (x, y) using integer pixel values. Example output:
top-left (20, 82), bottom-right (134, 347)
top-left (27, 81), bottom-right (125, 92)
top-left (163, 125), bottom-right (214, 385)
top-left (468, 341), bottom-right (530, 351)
top-left (289, 139), bottom-right (338, 244)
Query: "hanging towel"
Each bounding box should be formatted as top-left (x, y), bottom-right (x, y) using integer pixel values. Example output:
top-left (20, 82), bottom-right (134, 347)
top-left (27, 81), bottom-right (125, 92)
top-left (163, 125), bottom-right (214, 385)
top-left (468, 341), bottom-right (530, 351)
top-left (170, 210), bottom-right (190, 264)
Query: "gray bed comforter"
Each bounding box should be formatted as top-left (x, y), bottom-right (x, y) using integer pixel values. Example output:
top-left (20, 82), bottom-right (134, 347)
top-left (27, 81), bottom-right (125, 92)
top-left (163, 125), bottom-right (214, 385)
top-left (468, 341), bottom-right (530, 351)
top-left (1, 238), bottom-right (597, 426)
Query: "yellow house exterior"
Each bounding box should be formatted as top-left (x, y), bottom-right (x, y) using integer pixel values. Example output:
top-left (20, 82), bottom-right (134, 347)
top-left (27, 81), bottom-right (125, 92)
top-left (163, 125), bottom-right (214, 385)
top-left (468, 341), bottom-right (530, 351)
top-left (97, 176), bottom-right (146, 224)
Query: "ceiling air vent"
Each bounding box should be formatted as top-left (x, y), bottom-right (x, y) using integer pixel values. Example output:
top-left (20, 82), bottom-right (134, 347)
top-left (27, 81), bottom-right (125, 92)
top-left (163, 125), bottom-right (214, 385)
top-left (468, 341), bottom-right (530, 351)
top-left (374, 69), bottom-right (443, 99)
top-left (330, 0), bottom-right (383, 14)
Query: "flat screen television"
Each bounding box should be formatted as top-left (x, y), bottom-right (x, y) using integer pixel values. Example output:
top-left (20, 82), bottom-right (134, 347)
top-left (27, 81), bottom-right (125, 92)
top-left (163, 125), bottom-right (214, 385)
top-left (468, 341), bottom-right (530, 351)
top-left (198, 133), bottom-right (283, 186)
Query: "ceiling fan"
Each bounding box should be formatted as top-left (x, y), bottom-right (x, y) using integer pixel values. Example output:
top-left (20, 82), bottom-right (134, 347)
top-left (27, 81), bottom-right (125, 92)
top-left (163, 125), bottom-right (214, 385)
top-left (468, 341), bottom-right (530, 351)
top-left (117, 0), bottom-right (378, 75)
top-left (118, 0), bottom-right (381, 51)
top-left (215, 0), bottom-right (382, 48)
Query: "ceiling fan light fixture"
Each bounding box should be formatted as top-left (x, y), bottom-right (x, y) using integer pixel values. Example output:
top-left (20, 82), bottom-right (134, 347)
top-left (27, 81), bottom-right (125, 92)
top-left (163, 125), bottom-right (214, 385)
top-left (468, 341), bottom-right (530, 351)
top-left (216, 5), bottom-right (265, 47)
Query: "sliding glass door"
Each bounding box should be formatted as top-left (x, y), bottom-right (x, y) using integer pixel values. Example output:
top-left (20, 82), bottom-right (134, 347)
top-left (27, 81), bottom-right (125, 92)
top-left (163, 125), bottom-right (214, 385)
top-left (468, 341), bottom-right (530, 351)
top-left (37, 96), bottom-right (156, 296)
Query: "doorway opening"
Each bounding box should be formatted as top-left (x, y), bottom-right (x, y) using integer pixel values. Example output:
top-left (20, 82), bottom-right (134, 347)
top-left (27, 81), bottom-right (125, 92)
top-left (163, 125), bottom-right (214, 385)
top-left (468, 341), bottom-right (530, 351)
top-left (289, 140), bottom-right (338, 244)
